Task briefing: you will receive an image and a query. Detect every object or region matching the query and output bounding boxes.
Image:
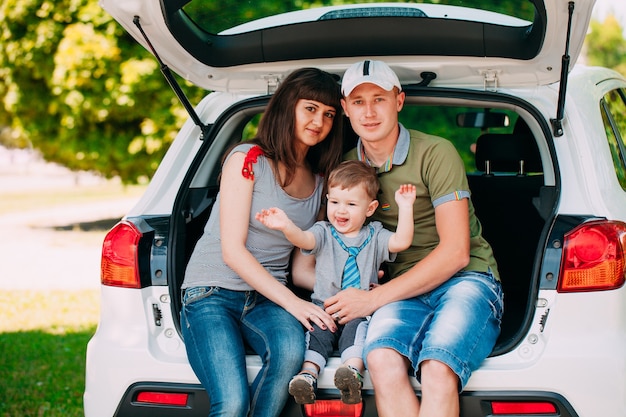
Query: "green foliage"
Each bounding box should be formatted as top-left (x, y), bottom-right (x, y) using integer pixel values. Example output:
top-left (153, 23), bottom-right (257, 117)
top-left (0, 0), bottom-right (204, 183)
top-left (183, 0), bottom-right (535, 34)
top-left (602, 89), bottom-right (626, 189)
top-left (1, 1), bottom-right (623, 183)
top-left (586, 15), bottom-right (626, 76)
top-left (399, 106), bottom-right (516, 172)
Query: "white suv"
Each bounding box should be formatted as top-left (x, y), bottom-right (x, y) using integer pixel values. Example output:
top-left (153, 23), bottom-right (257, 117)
top-left (85, 1), bottom-right (626, 416)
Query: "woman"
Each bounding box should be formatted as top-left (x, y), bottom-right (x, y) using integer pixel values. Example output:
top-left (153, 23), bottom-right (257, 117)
top-left (180, 68), bottom-right (343, 417)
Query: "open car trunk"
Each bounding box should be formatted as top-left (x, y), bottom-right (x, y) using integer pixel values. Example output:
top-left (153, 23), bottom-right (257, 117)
top-left (101, 0), bottom-right (585, 355)
top-left (168, 87), bottom-right (555, 355)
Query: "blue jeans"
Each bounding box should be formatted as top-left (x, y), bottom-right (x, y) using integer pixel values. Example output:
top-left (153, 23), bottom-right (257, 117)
top-left (181, 287), bottom-right (305, 417)
top-left (363, 270), bottom-right (503, 389)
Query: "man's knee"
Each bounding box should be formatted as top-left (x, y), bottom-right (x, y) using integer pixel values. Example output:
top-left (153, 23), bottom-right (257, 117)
top-left (367, 348), bottom-right (408, 378)
top-left (420, 359), bottom-right (459, 392)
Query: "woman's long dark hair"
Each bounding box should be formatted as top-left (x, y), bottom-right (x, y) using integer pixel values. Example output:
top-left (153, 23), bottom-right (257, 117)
top-left (255, 68), bottom-right (343, 186)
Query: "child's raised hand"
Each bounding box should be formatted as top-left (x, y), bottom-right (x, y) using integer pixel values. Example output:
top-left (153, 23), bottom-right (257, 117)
top-left (255, 207), bottom-right (290, 231)
top-left (395, 184), bottom-right (417, 206)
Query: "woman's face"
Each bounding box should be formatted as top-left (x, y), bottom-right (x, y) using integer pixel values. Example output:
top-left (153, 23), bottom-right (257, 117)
top-left (293, 99), bottom-right (337, 149)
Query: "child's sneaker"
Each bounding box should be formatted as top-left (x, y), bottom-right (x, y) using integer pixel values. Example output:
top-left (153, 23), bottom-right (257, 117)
top-left (334, 365), bottom-right (363, 404)
top-left (288, 372), bottom-right (317, 404)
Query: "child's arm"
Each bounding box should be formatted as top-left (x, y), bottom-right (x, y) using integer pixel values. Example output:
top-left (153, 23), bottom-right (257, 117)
top-left (255, 207), bottom-right (317, 250)
top-left (387, 184), bottom-right (417, 253)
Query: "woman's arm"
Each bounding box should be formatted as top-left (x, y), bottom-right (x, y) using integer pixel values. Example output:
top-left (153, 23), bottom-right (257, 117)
top-left (220, 152), bottom-right (336, 332)
top-left (291, 250), bottom-right (316, 291)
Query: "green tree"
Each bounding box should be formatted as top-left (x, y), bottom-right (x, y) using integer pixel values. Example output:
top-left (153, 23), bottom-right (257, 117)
top-left (0, 0), bottom-right (547, 182)
top-left (585, 14), bottom-right (626, 76)
top-left (183, 0), bottom-right (534, 34)
top-left (0, 0), bottom-right (203, 183)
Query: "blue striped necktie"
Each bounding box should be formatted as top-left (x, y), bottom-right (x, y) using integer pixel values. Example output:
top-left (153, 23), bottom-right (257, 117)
top-left (330, 225), bottom-right (375, 290)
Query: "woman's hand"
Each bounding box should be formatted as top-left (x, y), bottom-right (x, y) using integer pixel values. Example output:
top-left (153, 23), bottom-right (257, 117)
top-left (287, 298), bottom-right (337, 333)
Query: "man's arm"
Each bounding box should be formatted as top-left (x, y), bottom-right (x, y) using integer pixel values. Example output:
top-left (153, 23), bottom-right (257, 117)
top-left (325, 198), bottom-right (470, 323)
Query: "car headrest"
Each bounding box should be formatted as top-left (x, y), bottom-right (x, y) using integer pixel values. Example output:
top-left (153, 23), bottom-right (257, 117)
top-left (475, 133), bottom-right (542, 174)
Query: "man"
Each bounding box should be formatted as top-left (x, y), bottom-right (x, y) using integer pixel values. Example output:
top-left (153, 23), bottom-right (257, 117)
top-left (323, 60), bottom-right (503, 417)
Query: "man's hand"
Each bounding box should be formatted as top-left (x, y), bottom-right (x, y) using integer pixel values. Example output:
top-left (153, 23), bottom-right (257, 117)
top-left (324, 288), bottom-right (377, 324)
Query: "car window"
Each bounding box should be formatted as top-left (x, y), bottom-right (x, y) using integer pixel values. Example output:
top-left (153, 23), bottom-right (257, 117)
top-left (601, 88), bottom-right (626, 190)
top-left (399, 105), bottom-right (516, 173)
top-left (182, 1), bottom-right (536, 35)
top-left (242, 114), bottom-right (262, 141)
top-left (239, 104), bottom-right (517, 172)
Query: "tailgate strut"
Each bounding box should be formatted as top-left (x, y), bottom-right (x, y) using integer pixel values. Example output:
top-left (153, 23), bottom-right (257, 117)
top-left (133, 16), bottom-right (211, 140)
top-left (550, 1), bottom-right (575, 137)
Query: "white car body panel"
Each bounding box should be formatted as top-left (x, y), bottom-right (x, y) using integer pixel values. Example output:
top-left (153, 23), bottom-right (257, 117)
top-left (100, 0), bottom-right (596, 93)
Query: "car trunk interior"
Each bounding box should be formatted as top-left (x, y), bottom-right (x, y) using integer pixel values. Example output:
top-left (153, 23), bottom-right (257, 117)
top-left (170, 92), bottom-right (556, 356)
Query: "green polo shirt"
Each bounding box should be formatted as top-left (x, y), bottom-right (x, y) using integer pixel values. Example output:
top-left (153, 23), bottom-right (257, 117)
top-left (345, 125), bottom-right (499, 280)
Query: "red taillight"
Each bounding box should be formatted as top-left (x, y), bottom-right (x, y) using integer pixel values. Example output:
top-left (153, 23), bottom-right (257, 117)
top-left (101, 221), bottom-right (142, 288)
top-left (558, 220), bottom-right (626, 292)
top-left (491, 401), bottom-right (557, 415)
top-left (135, 391), bottom-right (188, 407)
top-left (303, 400), bottom-right (363, 417)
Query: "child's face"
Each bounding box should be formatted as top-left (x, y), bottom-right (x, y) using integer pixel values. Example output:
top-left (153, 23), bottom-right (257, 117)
top-left (326, 183), bottom-right (378, 237)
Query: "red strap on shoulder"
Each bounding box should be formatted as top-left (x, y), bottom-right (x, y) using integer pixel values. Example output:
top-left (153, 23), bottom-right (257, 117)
top-left (241, 145), bottom-right (264, 180)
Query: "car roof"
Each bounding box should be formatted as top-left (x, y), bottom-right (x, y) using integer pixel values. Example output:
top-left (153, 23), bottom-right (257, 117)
top-left (101, 0), bottom-right (596, 94)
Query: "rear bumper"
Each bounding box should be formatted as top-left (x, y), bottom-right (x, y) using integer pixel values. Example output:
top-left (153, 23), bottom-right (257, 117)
top-left (85, 288), bottom-right (626, 417)
top-left (106, 381), bottom-right (581, 417)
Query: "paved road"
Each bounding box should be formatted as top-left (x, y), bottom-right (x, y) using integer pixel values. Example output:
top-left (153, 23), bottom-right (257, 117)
top-left (0, 148), bottom-right (141, 290)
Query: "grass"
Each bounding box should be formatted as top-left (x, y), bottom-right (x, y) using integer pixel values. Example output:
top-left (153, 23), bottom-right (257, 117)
top-left (0, 289), bottom-right (100, 417)
top-left (0, 169), bottom-right (145, 416)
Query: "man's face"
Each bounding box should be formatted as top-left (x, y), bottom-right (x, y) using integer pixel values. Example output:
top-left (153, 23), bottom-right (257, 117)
top-left (341, 83), bottom-right (405, 145)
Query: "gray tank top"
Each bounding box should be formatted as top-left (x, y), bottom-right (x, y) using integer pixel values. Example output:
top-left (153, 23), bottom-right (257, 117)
top-left (182, 143), bottom-right (324, 291)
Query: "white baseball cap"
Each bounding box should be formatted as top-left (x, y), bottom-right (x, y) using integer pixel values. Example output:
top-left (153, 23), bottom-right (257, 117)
top-left (341, 60), bottom-right (402, 96)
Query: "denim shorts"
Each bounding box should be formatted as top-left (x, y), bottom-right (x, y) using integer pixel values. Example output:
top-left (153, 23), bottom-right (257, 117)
top-left (363, 270), bottom-right (503, 390)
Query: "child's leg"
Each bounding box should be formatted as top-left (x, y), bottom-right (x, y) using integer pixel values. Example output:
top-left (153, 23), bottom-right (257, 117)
top-left (337, 317), bottom-right (368, 371)
top-left (298, 361), bottom-right (320, 377)
top-left (289, 366), bottom-right (318, 405)
top-left (342, 357), bottom-right (365, 375)
top-left (334, 364), bottom-right (363, 404)
top-left (289, 324), bottom-right (335, 404)
top-left (335, 318), bottom-right (368, 404)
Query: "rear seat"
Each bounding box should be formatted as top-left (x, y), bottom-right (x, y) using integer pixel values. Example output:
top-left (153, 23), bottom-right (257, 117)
top-left (467, 132), bottom-right (545, 344)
